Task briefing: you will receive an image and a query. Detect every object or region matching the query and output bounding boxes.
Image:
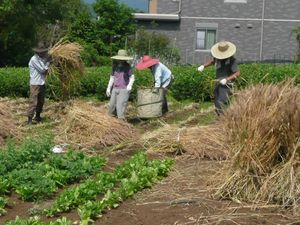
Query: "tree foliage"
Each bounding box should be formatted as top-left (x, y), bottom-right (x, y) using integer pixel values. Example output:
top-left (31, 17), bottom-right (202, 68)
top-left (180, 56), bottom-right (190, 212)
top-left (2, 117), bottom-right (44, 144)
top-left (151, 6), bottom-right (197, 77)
top-left (67, 0), bottom-right (137, 66)
top-left (0, 0), bottom-right (88, 66)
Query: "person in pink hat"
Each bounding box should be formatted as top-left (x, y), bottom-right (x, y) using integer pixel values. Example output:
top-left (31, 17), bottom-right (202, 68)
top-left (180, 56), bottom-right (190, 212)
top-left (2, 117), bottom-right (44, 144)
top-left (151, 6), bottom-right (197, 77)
top-left (136, 56), bottom-right (174, 114)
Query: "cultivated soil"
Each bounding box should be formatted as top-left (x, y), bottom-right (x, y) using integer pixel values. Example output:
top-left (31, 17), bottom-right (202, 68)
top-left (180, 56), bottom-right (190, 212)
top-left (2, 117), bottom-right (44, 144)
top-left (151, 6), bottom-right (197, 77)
top-left (0, 99), bottom-right (299, 225)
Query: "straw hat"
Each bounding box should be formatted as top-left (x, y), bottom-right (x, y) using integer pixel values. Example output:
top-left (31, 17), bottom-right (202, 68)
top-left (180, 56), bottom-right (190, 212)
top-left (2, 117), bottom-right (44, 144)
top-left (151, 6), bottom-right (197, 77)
top-left (211, 41), bottom-right (236, 60)
top-left (111, 49), bottom-right (133, 61)
top-left (136, 55), bottom-right (159, 70)
top-left (32, 41), bottom-right (49, 53)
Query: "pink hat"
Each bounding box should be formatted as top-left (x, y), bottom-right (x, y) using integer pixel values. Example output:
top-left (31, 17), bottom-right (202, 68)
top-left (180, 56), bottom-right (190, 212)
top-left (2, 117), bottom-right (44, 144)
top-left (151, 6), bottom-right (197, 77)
top-left (136, 55), bottom-right (159, 70)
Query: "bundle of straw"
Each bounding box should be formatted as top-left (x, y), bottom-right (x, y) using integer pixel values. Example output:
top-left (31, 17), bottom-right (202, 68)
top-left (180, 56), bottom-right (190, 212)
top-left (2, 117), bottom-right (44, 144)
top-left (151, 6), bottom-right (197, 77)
top-left (214, 80), bottom-right (300, 212)
top-left (54, 102), bottom-right (138, 149)
top-left (48, 40), bottom-right (84, 100)
top-left (142, 124), bottom-right (228, 160)
top-left (0, 102), bottom-right (19, 146)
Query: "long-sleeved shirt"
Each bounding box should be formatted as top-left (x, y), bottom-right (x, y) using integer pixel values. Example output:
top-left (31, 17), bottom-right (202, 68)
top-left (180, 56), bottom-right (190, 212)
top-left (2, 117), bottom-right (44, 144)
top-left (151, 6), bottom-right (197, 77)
top-left (151, 62), bottom-right (172, 88)
top-left (28, 54), bottom-right (50, 85)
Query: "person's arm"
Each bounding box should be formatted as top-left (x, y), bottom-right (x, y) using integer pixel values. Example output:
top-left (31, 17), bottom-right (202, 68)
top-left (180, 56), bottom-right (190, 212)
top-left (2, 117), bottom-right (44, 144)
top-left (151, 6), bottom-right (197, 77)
top-left (227, 58), bottom-right (240, 81)
top-left (227, 70), bottom-right (240, 82)
top-left (197, 59), bottom-right (214, 72)
top-left (30, 56), bottom-right (49, 74)
top-left (153, 66), bottom-right (162, 88)
top-left (106, 76), bottom-right (114, 97)
top-left (127, 74), bottom-right (135, 91)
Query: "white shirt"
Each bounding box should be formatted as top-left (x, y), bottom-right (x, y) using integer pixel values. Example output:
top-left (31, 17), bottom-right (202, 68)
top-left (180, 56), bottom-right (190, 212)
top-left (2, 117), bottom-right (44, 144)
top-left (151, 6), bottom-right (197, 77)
top-left (28, 54), bottom-right (50, 85)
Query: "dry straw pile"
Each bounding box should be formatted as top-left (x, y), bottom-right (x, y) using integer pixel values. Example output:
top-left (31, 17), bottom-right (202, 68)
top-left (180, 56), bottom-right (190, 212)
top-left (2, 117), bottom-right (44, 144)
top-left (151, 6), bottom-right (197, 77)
top-left (142, 124), bottom-right (228, 160)
top-left (0, 102), bottom-right (18, 146)
top-left (214, 81), bottom-right (300, 212)
top-left (55, 102), bottom-right (138, 149)
top-left (48, 40), bottom-right (84, 100)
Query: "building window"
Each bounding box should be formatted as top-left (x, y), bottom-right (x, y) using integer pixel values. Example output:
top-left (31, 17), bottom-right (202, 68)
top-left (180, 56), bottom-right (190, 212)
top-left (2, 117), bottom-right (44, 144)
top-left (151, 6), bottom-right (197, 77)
top-left (224, 0), bottom-right (247, 3)
top-left (196, 29), bottom-right (216, 50)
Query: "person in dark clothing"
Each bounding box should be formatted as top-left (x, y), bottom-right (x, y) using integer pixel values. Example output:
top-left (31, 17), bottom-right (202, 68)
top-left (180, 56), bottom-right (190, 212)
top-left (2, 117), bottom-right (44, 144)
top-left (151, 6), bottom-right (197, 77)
top-left (198, 41), bottom-right (240, 115)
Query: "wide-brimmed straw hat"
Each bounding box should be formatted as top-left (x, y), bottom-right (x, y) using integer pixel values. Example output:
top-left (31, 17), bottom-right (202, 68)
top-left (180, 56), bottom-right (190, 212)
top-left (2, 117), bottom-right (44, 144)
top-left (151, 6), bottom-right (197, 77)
top-left (111, 49), bottom-right (133, 61)
top-left (211, 41), bottom-right (236, 60)
top-left (136, 55), bottom-right (159, 70)
top-left (32, 41), bottom-right (49, 53)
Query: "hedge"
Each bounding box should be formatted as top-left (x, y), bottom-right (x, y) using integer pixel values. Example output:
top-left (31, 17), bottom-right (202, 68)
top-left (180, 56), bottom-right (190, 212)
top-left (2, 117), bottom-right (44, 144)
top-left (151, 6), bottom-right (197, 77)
top-left (0, 64), bottom-right (299, 102)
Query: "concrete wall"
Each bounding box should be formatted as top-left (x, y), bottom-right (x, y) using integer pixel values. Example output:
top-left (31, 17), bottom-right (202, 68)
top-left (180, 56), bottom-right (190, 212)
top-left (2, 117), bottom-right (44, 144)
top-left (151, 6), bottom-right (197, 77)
top-left (138, 0), bottom-right (300, 64)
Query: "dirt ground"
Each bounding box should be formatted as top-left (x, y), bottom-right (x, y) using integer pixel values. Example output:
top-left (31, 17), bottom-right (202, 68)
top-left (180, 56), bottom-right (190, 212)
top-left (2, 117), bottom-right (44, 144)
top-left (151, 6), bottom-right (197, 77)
top-left (0, 99), bottom-right (300, 225)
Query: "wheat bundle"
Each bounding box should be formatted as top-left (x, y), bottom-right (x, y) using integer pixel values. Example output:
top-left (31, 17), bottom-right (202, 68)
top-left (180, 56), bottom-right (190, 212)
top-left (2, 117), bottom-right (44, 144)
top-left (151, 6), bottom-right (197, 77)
top-left (142, 124), bottom-right (227, 159)
top-left (48, 40), bottom-right (84, 100)
top-left (0, 102), bottom-right (19, 146)
top-left (214, 80), bottom-right (300, 212)
top-left (54, 102), bottom-right (138, 149)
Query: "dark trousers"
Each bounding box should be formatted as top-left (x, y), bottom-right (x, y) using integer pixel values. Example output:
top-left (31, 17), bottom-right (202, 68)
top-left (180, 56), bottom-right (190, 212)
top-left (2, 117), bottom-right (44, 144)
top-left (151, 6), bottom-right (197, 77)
top-left (214, 83), bottom-right (232, 116)
top-left (27, 85), bottom-right (45, 118)
top-left (162, 75), bottom-right (174, 114)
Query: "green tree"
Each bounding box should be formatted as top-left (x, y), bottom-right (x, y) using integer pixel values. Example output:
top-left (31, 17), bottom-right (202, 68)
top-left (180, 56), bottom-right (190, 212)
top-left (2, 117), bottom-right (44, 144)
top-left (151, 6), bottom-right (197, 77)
top-left (129, 28), bottom-right (180, 65)
top-left (93, 0), bottom-right (137, 56)
top-left (0, 0), bottom-right (88, 66)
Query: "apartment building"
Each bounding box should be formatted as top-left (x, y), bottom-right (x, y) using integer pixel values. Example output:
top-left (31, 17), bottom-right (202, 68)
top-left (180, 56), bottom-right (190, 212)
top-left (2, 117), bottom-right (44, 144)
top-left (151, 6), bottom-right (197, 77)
top-left (134, 0), bottom-right (300, 64)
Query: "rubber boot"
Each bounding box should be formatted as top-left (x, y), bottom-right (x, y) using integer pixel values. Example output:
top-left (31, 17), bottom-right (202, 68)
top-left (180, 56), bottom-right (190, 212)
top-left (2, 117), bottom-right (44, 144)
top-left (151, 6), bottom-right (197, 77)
top-left (35, 113), bottom-right (42, 123)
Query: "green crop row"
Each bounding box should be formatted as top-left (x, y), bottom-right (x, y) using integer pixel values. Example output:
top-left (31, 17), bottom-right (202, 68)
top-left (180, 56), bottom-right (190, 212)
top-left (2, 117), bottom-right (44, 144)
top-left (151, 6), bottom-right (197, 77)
top-left (6, 152), bottom-right (173, 225)
top-left (0, 137), bottom-right (106, 218)
top-left (0, 64), bottom-right (299, 102)
top-left (6, 216), bottom-right (71, 225)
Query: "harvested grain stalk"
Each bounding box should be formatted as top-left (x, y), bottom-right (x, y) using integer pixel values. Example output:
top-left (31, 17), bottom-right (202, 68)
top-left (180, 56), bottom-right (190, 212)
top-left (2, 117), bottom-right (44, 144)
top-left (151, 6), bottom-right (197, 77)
top-left (48, 40), bottom-right (84, 100)
top-left (55, 101), bottom-right (138, 149)
top-left (142, 124), bottom-right (228, 160)
top-left (0, 102), bottom-right (19, 146)
top-left (214, 80), bottom-right (300, 213)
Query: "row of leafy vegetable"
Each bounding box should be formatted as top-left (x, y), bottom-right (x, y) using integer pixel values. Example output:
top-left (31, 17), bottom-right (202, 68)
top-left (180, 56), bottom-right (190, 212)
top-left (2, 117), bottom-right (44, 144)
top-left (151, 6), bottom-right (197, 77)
top-left (5, 152), bottom-right (173, 225)
top-left (0, 137), bottom-right (106, 215)
top-left (0, 137), bottom-right (174, 224)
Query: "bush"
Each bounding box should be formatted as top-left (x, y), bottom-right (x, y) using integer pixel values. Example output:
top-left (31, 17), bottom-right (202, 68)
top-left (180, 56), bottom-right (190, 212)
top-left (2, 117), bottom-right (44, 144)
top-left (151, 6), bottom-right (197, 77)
top-left (0, 64), bottom-right (299, 101)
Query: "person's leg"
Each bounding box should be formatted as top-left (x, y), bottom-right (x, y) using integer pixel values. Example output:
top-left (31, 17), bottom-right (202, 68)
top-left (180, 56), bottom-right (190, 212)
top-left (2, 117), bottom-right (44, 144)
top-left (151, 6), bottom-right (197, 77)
top-left (162, 88), bottom-right (169, 114)
top-left (35, 85), bottom-right (45, 122)
top-left (214, 85), bottom-right (222, 115)
top-left (108, 89), bottom-right (118, 117)
top-left (27, 85), bottom-right (39, 124)
top-left (214, 85), bottom-right (231, 116)
top-left (116, 89), bottom-right (130, 120)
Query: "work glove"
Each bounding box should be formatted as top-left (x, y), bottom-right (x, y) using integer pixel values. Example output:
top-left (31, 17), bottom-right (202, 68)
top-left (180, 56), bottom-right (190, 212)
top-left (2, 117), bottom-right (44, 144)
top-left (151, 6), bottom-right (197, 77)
top-left (152, 87), bottom-right (159, 94)
top-left (127, 74), bottom-right (135, 91)
top-left (197, 65), bottom-right (205, 72)
top-left (106, 76), bottom-right (114, 97)
top-left (219, 78), bottom-right (227, 85)
top-left (106, 88), bottom-right (111, 97)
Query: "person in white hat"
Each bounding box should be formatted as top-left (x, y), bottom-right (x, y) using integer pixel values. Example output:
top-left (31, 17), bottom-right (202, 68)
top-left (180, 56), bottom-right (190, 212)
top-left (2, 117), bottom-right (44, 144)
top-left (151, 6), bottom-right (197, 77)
top-left (27, 41), bottom-right (52, 124)
top-left (106, 49), bottom-right (135, 120)
top-left (197, 41), bottom-right (240, 115)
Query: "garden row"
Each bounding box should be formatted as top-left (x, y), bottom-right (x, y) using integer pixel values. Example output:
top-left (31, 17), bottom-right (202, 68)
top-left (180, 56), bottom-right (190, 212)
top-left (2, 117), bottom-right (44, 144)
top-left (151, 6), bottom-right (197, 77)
top-left (0, 64), bottom-right (299, 102)
top-left (0, 138), bottom-right (173, 224)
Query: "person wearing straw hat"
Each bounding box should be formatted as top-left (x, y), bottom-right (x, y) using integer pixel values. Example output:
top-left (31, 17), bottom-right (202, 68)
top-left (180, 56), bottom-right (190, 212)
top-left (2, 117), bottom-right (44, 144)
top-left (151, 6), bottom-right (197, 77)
top-left (197, 41), bottom-right (240, 115)
top-left (136, 56), bottom-right (174, 115)
top-left (106, 49), bottom-right (135, 120)
top-left (27, 41), bottom-right (52, 124)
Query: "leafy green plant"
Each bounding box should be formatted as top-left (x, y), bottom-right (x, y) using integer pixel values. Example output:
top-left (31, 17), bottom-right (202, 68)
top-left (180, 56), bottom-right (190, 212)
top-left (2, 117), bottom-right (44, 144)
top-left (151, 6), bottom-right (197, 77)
top-left (6, 216), bottom-right (71, 225)
top-left (0, 196), bottom-right (7, 216)
top-left (1, 64), bottom-right (299, 101)
top-left (78, 153), bottom-right (174, 225)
